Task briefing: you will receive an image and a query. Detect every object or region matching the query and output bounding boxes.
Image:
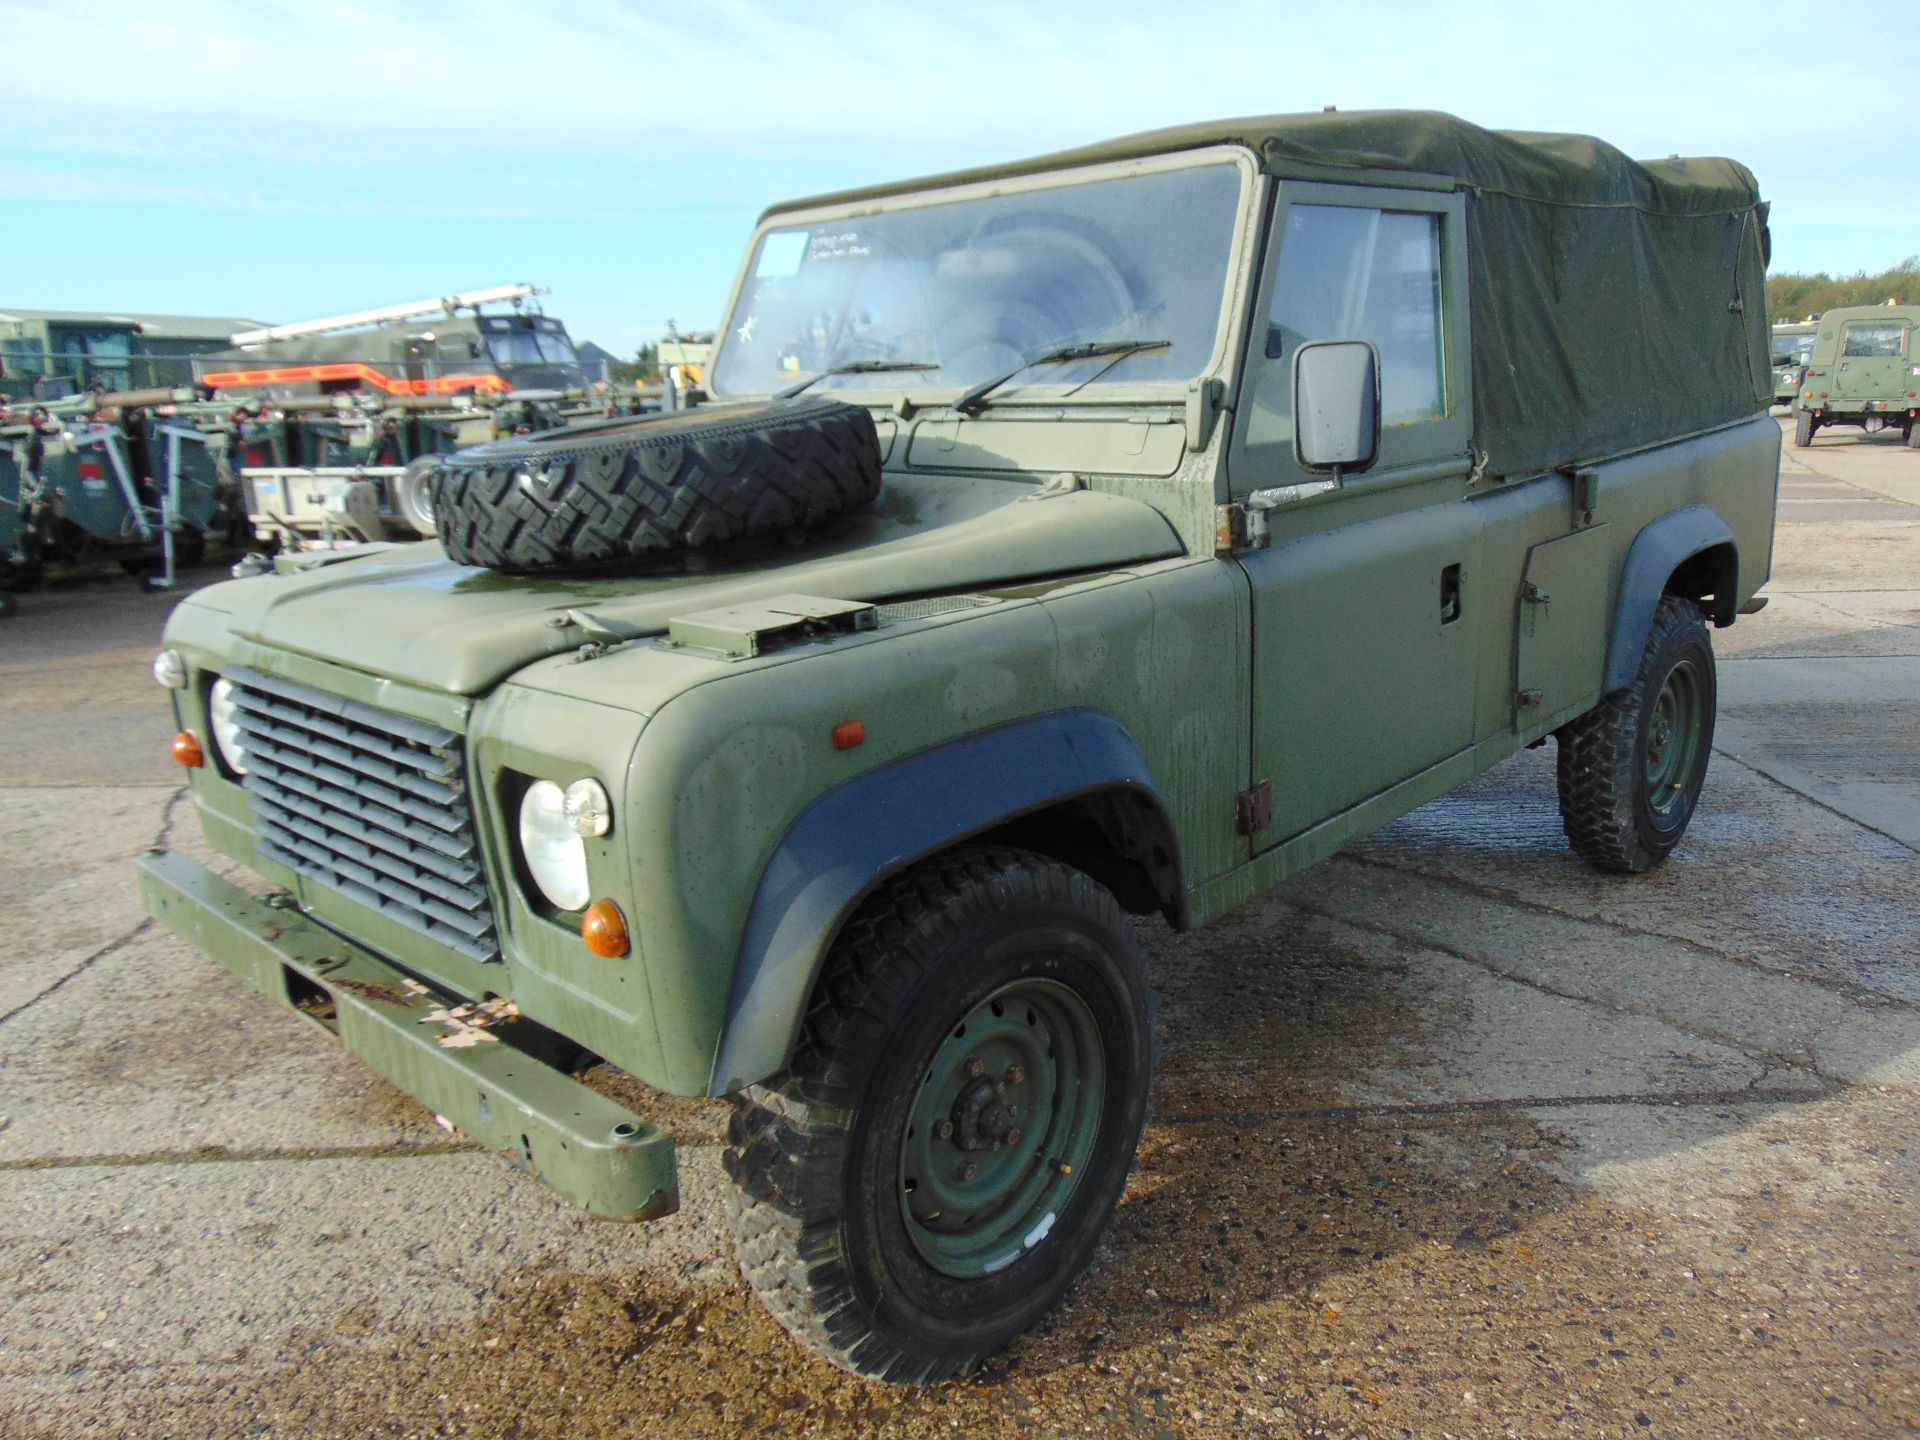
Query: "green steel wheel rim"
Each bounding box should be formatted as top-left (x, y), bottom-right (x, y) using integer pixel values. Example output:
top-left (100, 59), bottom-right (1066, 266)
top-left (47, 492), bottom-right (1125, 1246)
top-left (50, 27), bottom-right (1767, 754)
top-left (898, 977), bottom-right (1106, 1279)
top-left (1643, 657), bottom-right (1704, 817)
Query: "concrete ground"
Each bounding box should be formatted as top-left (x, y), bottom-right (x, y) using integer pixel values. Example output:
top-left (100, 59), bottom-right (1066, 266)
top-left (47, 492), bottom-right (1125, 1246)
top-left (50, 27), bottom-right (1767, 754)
top-left (1, 419), bottom-right (1915, 1439)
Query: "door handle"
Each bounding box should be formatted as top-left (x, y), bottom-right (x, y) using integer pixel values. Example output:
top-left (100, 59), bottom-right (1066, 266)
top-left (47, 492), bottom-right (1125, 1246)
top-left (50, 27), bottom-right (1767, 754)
top-left (1441, 563), bottom-right (1463, 624)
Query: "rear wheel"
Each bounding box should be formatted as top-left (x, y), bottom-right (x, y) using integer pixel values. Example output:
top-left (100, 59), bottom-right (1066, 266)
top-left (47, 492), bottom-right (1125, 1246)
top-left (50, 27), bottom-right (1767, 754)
top-left (1793, 409), bottom-right (1817, 448)
top-left (724, 846), bottom-right (1156, 1383)
top-left (1556, 597), bottom-right (1716, 873)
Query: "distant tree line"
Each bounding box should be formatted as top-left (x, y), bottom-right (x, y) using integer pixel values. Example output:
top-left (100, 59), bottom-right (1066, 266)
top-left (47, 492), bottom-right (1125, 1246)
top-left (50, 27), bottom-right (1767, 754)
top-left (1768, 256), bottom-right (1919, 322)
top-left (609, 341), bottom-right (661, 385)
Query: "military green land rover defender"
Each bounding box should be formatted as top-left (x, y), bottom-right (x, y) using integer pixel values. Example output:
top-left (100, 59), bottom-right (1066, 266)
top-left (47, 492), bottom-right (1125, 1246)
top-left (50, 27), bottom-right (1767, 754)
top-left (1791, 303), bottom-right (1920, 447)
top-left (141, 111), bottom-right (1778, 1382)
top-left (1770, 320), bottom-right (1817, 407)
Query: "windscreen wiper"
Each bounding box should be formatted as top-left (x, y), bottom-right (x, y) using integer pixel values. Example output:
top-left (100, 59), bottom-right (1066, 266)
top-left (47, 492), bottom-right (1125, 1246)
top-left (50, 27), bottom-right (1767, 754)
top-left (951, 338), bottom-right (1172, 415)
top-left (775, 359), bottom-right (940, 400)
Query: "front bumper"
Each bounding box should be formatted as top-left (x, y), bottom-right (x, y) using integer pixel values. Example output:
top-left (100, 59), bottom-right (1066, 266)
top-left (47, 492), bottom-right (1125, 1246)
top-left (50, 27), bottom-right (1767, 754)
top-left (138, 848), bottom-right (678, 1221)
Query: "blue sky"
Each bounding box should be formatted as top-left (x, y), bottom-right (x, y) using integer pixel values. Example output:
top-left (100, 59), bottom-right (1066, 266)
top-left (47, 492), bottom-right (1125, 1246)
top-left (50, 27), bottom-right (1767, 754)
top-left (3, 0), bottom-right (1914, 358)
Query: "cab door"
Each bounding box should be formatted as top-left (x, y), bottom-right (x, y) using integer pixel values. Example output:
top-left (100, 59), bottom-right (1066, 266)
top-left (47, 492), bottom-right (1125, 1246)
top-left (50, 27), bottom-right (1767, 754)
top-left (1228, 182), bottom-right (1478, 845)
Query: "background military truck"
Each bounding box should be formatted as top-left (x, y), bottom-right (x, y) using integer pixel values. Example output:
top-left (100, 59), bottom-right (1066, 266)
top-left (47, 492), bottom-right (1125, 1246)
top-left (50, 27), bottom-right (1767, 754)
top-left (1791, 302), bottom-right (1920, 447)
top-left (199, 284), bottom-right (594, 400)
top-left (140, 110), bottom-right (1776, 1383)
top-left (1770, 319), bottom-right (1817, 407)
top-left (204, 287), bottom-right (623, 548)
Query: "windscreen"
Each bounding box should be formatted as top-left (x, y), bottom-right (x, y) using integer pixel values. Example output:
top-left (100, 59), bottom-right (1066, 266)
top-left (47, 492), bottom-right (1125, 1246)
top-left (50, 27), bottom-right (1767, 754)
top-left (1770, 333), bottom-right (1814, 365)
top-left (712, 160), bottom-right (1243, 398)
top-left (485, 322), bottom-right (578, 368)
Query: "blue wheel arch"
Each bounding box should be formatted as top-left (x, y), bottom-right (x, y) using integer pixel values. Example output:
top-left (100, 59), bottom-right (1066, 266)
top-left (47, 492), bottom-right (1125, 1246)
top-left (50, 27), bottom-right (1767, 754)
top-left (707, 708), bottom-right (1180, 1094)
top-left (1604, 503), bottom-right (1738, 693)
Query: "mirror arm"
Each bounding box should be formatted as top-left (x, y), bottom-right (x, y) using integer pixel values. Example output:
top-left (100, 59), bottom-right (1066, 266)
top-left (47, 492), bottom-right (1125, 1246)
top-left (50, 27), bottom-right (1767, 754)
top-left (1241, 476), bottom-right (1342, 547)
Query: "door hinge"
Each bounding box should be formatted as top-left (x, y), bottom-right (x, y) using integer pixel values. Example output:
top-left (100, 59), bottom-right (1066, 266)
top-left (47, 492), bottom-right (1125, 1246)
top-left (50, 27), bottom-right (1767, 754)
top-left (1520, 580), bottom-right (1551, 605)
top-left (1516, 688), bottom-right (1544, 709)
top-left (1235, 781), bottom-right (1272, 837)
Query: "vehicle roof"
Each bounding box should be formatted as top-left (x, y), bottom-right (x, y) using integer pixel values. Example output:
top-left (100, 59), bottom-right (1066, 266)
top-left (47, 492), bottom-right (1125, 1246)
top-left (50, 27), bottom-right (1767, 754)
top-left (769, 109), bottom-right (1759, 220)
top-left (765, 109), bottom-right (1771, 481)
top-left (0, 307), bottom-right (270, 339)
top-left (1813, 303), bottom-right (1920, 322)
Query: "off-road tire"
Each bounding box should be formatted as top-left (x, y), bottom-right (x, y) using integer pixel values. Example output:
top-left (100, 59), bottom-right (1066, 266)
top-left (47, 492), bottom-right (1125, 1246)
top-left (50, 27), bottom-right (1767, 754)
top-left (723, 845), bottom-right (1158, 1383)
top-left (1906, 422), bottom-right (1920, 450)
top-left (1556, 597), bottom-right (1716, 873)
top-left (431, 398), bottom-right (881, 573)
top-left (393, 455), bottom-right (440, 537)
top-left (1792, 408), bottom-right (1816, 448)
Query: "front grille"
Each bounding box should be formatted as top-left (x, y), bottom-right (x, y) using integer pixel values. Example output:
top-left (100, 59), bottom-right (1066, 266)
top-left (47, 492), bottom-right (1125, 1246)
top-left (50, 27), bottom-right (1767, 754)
top-left (224, 666), bottom-right (499, 962)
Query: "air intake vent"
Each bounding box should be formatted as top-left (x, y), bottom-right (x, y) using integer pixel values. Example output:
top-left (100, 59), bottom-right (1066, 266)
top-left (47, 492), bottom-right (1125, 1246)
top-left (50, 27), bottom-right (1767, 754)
top-left (223, 666), bottom-right (498, 963)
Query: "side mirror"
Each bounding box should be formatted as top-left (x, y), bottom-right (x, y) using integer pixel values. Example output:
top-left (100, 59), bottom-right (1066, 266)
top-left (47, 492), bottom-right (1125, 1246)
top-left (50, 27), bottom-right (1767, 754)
top-left (1292, 339), bottom-right (1380, 475)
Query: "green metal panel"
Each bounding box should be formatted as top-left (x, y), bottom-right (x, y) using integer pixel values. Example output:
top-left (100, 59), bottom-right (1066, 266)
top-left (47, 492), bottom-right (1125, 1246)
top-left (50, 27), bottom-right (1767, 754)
top-left (1242, 477), bottom-right (1479, 842)
top-left (1515, 525), bottom-right (1612, 738)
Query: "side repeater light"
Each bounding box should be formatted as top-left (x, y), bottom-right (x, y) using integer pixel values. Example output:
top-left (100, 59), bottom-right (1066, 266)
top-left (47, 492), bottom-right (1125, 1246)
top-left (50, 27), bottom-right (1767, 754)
top-left (833, 719), bottom-right (866, 750)
top-left (582, 900), bottom-right (630, 958)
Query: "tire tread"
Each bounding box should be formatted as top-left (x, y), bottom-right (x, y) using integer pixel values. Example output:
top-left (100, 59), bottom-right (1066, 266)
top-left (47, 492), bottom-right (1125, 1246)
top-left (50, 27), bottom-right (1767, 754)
top-left (1556, 596), bottom-right (1713, 873)
top-left (723, 845), bottom-right (1154, 1382)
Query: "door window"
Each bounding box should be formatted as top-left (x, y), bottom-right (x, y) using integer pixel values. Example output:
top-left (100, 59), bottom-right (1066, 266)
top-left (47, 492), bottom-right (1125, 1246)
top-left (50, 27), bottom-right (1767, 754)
top-left (1245, 206), bottom-right (1445, 448)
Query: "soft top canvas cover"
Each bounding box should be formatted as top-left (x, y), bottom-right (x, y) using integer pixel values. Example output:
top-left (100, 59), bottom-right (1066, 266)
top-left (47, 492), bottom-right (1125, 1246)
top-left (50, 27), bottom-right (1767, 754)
top-left (779, 111), bottom-right (1772, 479)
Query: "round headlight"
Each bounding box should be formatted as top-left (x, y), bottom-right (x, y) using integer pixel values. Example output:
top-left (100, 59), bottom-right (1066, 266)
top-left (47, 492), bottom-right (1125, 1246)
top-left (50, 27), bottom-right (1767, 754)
top-left (152, 649), bottom-right (187, 690)
top-left (519, 780), bottom-right (589, 911)
top-left (207, 677), bottom-right (249, 775)
top-left (563, 778), bottom-right (612, 837)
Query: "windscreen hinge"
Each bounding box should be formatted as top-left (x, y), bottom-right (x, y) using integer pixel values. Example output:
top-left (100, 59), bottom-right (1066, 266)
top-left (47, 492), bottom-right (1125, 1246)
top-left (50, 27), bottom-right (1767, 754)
top-left (1185, 376), bottom-right (1226, 451)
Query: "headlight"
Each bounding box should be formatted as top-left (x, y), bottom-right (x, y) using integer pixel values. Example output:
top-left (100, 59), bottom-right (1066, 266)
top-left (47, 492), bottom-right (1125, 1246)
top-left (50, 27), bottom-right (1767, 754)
top-left (519, 780), bottom-right (589, 911)
top-left (207, 677), bottom-right (249, 775)
top-left (152, 649), bottom-right (187, 689)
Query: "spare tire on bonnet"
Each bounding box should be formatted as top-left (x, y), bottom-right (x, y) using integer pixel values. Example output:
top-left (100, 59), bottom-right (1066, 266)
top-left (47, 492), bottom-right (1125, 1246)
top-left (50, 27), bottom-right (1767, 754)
top-left (432, 398), bottom-right (883, 573)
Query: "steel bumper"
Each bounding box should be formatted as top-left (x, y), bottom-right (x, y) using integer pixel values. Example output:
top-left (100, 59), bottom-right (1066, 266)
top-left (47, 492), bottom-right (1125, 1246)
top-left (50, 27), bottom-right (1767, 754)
top-left (137, 848), bottom-right (677, 1221)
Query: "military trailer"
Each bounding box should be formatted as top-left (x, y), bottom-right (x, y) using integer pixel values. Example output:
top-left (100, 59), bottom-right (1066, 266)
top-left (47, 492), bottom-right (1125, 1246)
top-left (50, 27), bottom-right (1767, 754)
top-left (1791, 303), bottom-right (1920, 447)
top-left (1, 390), bottom-right (242, 601)
top-left (1770, 320), bottom-right (1817, 407)
top-left (235, 388), bottom-right (639, 551)
top-left (141, 111), bottom-right (1777, 1382)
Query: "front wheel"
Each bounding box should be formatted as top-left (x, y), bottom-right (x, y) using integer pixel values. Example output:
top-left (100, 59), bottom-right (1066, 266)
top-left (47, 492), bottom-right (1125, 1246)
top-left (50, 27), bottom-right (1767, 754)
top-left (724, 845), bottom-right (1157, 1383)
top-left (1793, 409), bottom-right (1817, 448)
top-left (1556, 597), bottom-right (1716, 873)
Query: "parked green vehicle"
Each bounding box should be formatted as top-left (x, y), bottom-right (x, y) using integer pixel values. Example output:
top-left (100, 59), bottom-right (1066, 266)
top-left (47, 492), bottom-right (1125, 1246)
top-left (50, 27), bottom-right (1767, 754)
top-left (141, 111), bottom-right (1778, 1381)
top-left (1770, 320), bottom-right (1817, 407)
top-left (1792, 303), bottom-right (1920, 447)
top-left (1, 392), bottom-right (238, 600)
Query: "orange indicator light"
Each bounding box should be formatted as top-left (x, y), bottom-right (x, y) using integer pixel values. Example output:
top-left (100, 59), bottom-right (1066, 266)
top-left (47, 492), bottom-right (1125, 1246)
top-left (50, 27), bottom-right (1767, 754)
top-left (171, 731), bottom-right (204, 768)
top-left (833, 719), bottom-right (866, 751)
top-left (582, 900), bottom-right (631, 958)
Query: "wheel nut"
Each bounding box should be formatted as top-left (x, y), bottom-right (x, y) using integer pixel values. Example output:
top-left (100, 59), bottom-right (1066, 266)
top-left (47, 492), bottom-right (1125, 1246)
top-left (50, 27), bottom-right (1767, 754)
top-left (960, 1162), bottom-right (978, 1181)
top-left (1005, 1064), bottom-right (1025, 1085)
top-left (965, 1058), bottom-right (985, 1079)
top-left (1006, 1128), bottom-right (1022, 1146)
top-left (934, 1119), bottom-right (954, 1140)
